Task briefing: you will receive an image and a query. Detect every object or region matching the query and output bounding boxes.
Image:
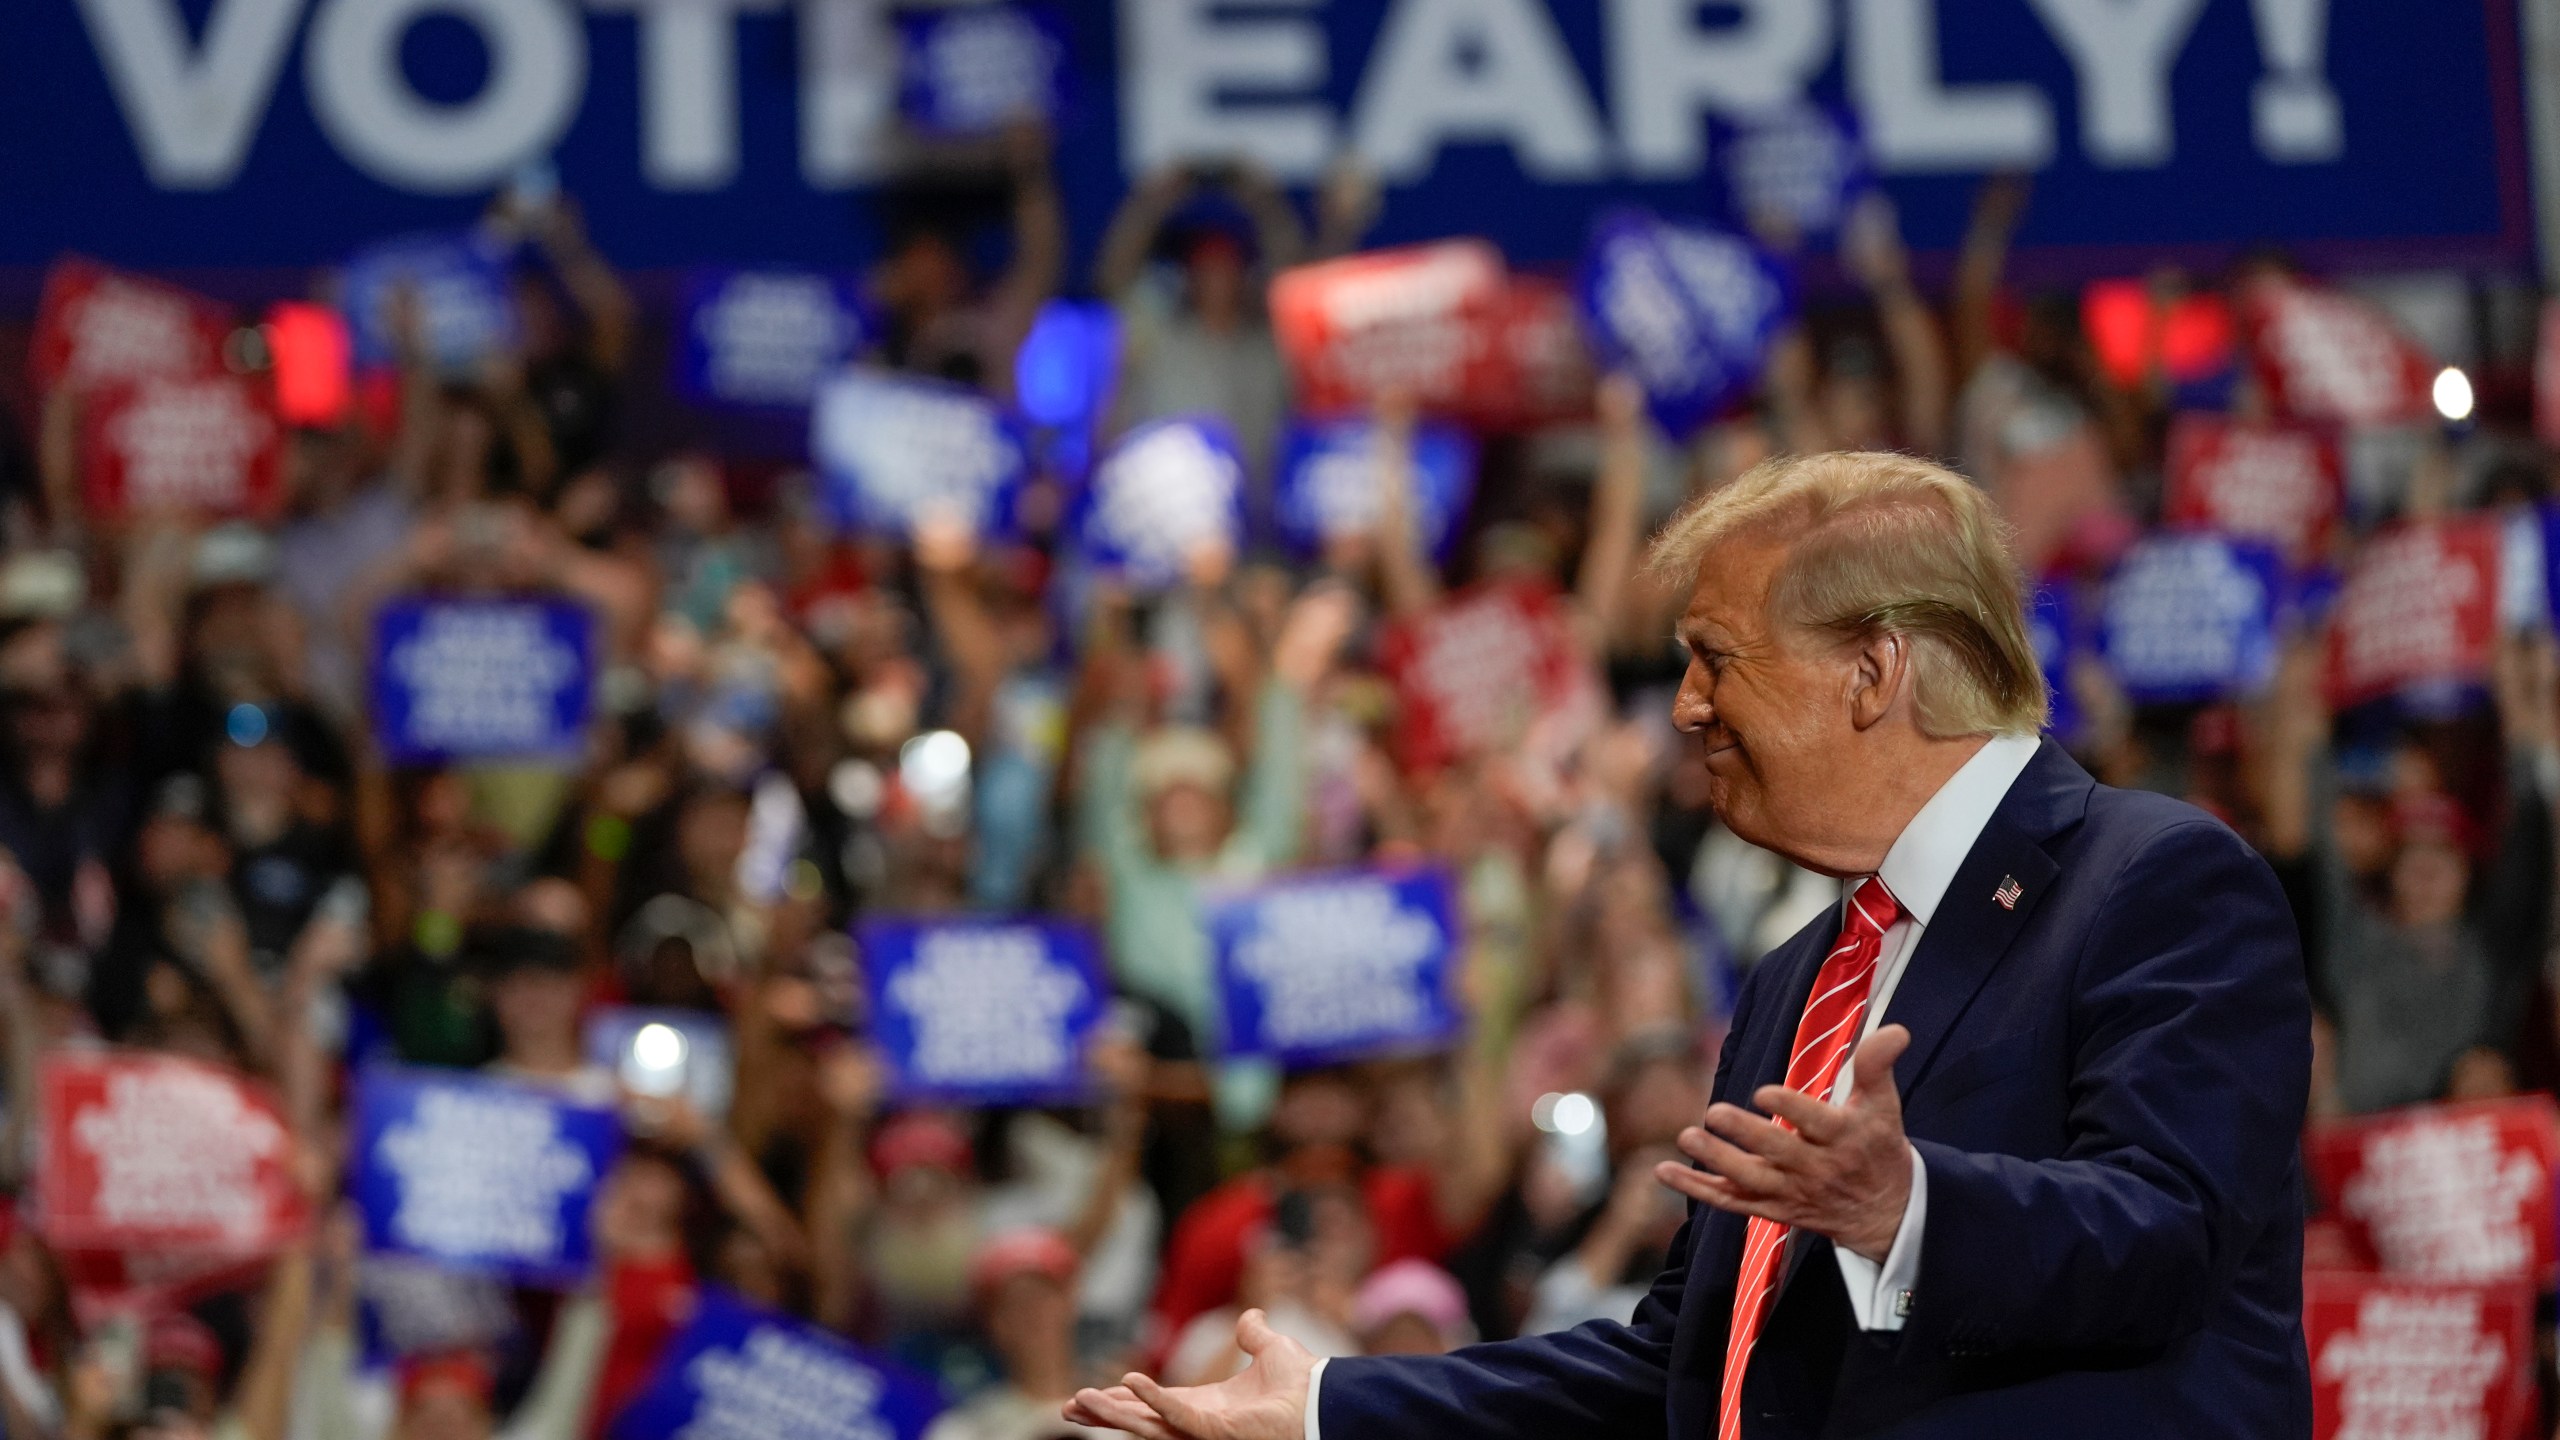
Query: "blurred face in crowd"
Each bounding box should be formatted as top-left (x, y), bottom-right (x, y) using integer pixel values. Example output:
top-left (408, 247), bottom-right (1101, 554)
top-left (398, 1377), bottom-right (493, 1440)
top-left (1609, 1053), bottom-right (1706, 1155)
top-left (1271, 1071), bottom-right (1368, 1182)
top-left (2333, 795), bottom-right (2394, 880)
top-left (1362, 1312), bottom-right (1447, 1357)
top-left (286, 424), bottom-right (366, 513)
top-left (883, 234), bottom-right (970, 318)
top-left (490, 966), bottom-right (585, 1063)
top-left (983, 1270), bottom-right (1074, 1372)
top-left (1670, 533), bottom-right (1870, 870)
top-left (1146, 780), bottom-right (1230, 864)
top-left (677, 791), bottom-right (750, 899)
top-left (188, 585), bottom-right (279, 701)
top-left (2389, 836), bottom-right (2468, 929)
top-left (1185, 236), bottom-right (1248, 329)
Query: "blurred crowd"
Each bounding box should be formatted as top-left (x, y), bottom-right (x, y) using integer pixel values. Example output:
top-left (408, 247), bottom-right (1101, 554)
top-left (0, 126), bottom-right (2556, 1440)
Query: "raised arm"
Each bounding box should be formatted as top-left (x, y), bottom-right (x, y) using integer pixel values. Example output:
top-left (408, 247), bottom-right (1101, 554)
top-left (1574, 374), bottom-right (1648, 645)
top-left (985, 121), bottom-right (1067, 401)
top-left (1371, 392), bottom-right (1442, 620)
top-left (1951, 175), bottom-right (2030, 389)
top-left (526, 196), bottom-right (639, 375)
top-left (1842, 195), bottom-right (1950, 458)
top-left (1095, 166), bottom-right (1198, 300)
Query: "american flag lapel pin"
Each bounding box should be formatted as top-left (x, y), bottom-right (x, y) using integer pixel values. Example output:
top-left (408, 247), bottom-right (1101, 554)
top-left (1993, 875), bottom-right (2022, 910)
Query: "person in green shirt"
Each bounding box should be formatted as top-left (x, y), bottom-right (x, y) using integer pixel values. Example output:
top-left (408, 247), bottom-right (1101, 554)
top-left (1077, 584), bottom-right (1354, 1128)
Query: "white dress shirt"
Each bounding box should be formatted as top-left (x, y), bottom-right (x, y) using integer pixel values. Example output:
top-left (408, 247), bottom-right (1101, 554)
top-left (1304, 732), bottom-right (2042, 1438)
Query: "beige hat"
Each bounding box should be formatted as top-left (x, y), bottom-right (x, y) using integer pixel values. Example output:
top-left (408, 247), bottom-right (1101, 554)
top-left (1132, 726), bottom-right (1234, 798)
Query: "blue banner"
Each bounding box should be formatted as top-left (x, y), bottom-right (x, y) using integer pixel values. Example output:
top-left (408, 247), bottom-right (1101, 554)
top-left (2097, 533), bottom-right (2285, 704)
top-left (371, 597), bottom-right (597, 763)
top-left (810, 372), bottom-right (1028, 538)
top-left (350, 1067), bottom-right (622, 1287)
top-left (339, 230), bottom-right (519, 372)
top-left (858, 916), bottom-right (1106, 1106)
top-left (1273, 418), bottom-right (1477, 560)
top-left (0, 4), bottom-right (2525, 277)
top-left (1578, 211), bottom-right (1793, 437)
top-left (676, 269), bottom-right (869, 409)
top-left (895, 4), bottom-right (1070, 138)
top-left (1081, 416), bottom-right (1248, 588)
top-left (1207, 865), bottom-right (1463, 1067)
top-left (1714, 102), bottom-right (1873, 243)
top-left (612, 1290), bottom-right (943, 1440)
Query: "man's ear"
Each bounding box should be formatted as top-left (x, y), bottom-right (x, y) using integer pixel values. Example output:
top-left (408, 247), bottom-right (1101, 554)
top-left (1845, 631), bottom-right (1908, 732)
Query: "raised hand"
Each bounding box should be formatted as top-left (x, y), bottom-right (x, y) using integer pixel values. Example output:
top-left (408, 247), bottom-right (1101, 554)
top-left (1066, 1308), bottom-right (1315, 1440)
top-left (1656, 1024), bottom-right (1916, 1262)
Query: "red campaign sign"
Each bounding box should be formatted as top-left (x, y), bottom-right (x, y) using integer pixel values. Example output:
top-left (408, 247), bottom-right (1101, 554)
top-left (2536, 299), bottom-right (2560, 448)
top-left (1270, 241), bottom-right (1507, 417)
top-left (2162, 413), bottom-right (2343, 563)
top-left (2304, 1271), bottom-right (2537, 1440)
top-left (80, 374), bottom-right (284, 520)
top-left (2302, 1095), bottom-right (2560, 1288)
top-left (2324, 520), bottom-right (2500, 710)
top-left (30, 257), bottom-right (233, 395)
top-left (1378, 579), bottom-right (1599, 774)
top-left (35, 1051), bottom-right (306, 1261)
top-left (2240, 276), bottom-right (2437, 428)
top-left (1465, 276), bottom-right (1593, 432)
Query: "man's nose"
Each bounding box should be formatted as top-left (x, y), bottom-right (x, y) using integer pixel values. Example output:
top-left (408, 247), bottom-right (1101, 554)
top-left (1671, 672), bottom-right (1713, 732)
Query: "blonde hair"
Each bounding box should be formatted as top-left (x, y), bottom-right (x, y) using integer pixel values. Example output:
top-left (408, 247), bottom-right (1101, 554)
top-left (1647, 451), bottom-right (2046, 738)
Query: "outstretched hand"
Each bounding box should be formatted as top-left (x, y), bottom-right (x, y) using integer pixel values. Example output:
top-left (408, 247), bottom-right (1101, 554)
top-left (1656, 1023), bottom-right (1916, 1262)
top-left (1066, 1308), bottom-right (1315, 1440)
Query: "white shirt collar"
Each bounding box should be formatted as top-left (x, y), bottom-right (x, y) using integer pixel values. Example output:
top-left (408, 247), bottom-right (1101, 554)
top-left (1863, 732), bottom-right (2043, 929)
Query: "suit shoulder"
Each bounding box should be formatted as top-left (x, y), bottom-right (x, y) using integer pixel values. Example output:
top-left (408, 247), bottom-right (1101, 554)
top-left (2075, 782), bottom-right (2276, 885)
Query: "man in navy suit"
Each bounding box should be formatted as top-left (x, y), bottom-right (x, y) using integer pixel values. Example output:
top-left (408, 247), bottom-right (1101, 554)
top-left (1069, 451), bottom-right (2313, 1439)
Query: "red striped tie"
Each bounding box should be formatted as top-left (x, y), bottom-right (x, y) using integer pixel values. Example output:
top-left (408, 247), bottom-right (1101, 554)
top-left (1717, 876), bottom-right (1901, 1440)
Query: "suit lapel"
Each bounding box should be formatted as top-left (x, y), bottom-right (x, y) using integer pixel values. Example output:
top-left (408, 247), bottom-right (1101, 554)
top-left (1885, 740), bottom-right (2093, 1096)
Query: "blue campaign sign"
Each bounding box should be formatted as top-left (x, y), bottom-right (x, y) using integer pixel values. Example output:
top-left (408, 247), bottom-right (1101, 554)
top-left (1207, 865), bottom-right (1464, 1067)
top-left (676, 269), bottom-right (868, 409)
top-left (0, 3), bottom-right (2527, 278)
top-left (338, 230), bottom-right (518, 372)
top-left (350, 1067), bottom-right (623, 1287)
top-left (1578, 211), bottom-right (1793, 437)
top-left (371, 597), bottom-right (597, 763)
top-left (896, 4), bottom-right (1069, 137)
top-left (810, 372), bottom-right (1028, 538)
top-left (1081, 416), bottom-right (1248, 588)
top-left (1713, 102), bottom-right (1873, 242)
top-left (2097, 533), bottom-right (2285, 704)
top-left (1273, 418), bottom-right (1477, 560)
top-left (858, 916), bottom-right (1106, 1107)
top-left (612, 1290), bottom-right (942, 1440)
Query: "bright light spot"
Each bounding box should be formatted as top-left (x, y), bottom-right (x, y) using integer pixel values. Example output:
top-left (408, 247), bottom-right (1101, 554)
top-left (828, 758), bottom-right (884, 818)
top-left (632, 1022), bottom-right (688, 1073)
top-left (2433, 366), bottom-right (2474, 422)
top-left (1551, 1092), bottom-right (1598, 1136)
top-left (901, 730), bottom-right (971, 792)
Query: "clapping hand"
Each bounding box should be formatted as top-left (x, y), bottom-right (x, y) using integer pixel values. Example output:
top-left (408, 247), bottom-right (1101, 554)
top-left (1065, 1309), bottom-right (1315, 1440)
top-left (1655, 1024), bottom-right (1917, 1263)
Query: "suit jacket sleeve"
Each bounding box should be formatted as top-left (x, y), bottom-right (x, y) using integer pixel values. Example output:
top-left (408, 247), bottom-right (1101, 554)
top-left (1900, 819), bottom-right (2310, 1357)
top-left (1314, 939), bottom-right (1779, 1440)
